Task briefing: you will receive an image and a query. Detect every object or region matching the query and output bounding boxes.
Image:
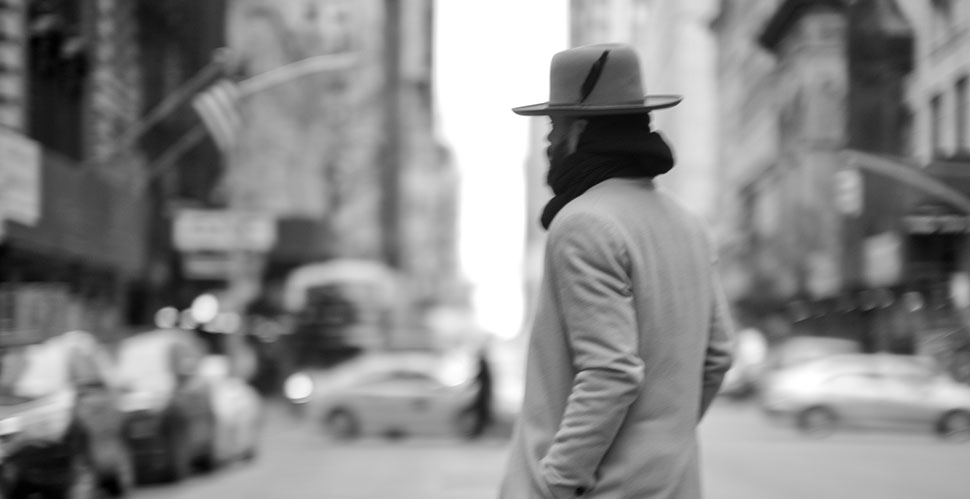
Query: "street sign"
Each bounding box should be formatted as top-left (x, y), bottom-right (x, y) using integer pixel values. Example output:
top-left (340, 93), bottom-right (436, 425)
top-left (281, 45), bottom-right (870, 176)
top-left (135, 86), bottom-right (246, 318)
top-left (173, 209), bottom-right (276, 252)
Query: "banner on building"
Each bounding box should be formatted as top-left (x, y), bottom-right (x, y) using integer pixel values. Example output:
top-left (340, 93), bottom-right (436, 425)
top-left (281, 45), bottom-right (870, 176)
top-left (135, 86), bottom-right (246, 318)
top-left (0, 127), bottom-right (41, 233)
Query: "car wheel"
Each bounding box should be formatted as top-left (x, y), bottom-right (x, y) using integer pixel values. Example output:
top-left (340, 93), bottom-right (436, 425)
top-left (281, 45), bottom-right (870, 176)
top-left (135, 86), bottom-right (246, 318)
top-left (796, 406), bottom-right (838, 438)
top-left (59, 452), bottom-right (100, 499)
top-left (324, 408), bottom-right (360, 440)
top-left (160, 425), bottom-right (192, 483)
top-left (936, 410), bottom-right (970, 442)
top-left (105, 446), bottom-right (135, 497)
top-left (241, 442), bottom-right (258, 462)
top-left (453, 408), bottom-right (482, 440)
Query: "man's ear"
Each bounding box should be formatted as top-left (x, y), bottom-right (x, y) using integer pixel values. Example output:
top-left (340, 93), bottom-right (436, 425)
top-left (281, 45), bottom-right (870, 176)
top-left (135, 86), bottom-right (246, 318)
top-left (566, 119), bottom-right (588, 154)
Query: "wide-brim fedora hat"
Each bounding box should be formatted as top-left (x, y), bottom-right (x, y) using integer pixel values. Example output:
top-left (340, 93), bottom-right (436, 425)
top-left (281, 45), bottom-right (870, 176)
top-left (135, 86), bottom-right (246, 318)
top-left (513, 43), bottom-right (682, 116)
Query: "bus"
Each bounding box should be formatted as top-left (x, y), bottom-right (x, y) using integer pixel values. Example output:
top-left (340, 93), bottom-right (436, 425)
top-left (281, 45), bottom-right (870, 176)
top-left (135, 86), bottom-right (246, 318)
top-left (281, 259), bottom-right (404, 367)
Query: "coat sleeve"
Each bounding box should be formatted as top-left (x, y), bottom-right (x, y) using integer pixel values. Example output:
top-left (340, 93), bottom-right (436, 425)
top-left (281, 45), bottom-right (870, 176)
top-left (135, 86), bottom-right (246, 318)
top-left (699, 246), bottom-right (735, 421)
top-left (539, 213), bottom-right (644, 497)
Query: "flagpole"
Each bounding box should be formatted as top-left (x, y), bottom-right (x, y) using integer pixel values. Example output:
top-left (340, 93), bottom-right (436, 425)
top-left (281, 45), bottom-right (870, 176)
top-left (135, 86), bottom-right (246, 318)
top-left (177, 51), bottom-right (358, 161)
top-left (85, 59), bottom-right (224, 167)
top-left (237, 53), bottom-right (357, 97)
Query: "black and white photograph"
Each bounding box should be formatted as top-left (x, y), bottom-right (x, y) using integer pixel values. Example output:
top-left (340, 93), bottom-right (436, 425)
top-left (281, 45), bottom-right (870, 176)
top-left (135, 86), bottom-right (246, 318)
top-left (0, 1), bottom-right (968, 498)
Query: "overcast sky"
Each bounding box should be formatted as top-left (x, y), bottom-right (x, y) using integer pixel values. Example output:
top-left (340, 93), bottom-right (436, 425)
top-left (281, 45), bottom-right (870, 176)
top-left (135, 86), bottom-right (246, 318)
top-left (434, 1), bottom-right (568, 338)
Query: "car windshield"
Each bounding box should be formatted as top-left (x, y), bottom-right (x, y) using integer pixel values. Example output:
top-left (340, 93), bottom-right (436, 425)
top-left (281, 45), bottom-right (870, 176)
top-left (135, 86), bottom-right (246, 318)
top-left (0, 343), bottom-right (70, 404)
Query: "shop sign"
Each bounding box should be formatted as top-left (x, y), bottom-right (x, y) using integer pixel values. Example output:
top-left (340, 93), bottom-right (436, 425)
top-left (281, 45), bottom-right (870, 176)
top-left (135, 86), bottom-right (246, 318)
top-left (173, 209), bottom-right (276, 252)
top-left (0, 127), bottom-right (41, 228)
top-left (182, 252), bottom-right (233, 279)
top-left (903, 213), bottom-right (970, 234)
top-left (864, 232), bottom-right (902, 287)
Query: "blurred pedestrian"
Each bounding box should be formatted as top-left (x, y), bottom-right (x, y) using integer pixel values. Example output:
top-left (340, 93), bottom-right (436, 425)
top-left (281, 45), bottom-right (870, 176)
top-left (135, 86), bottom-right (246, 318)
top-left (469, 341), bottom-right (494, 437)
top-left (500, 43), bottom-right (735, 499)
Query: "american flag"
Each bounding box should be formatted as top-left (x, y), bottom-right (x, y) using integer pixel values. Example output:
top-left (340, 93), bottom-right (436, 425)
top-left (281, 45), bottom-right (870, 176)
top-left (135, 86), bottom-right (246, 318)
top-left (191, 79), bottom-right (241, 153)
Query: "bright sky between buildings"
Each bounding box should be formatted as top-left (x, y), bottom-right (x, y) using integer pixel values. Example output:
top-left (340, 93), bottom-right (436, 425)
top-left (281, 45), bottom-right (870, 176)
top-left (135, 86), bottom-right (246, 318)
top-left (434, 1), bottom-right (568, 339)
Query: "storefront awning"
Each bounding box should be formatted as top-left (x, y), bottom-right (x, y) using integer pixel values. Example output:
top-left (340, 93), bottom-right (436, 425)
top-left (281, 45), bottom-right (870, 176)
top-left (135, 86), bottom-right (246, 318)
top-left (841, 150), bottom-right (970, 215)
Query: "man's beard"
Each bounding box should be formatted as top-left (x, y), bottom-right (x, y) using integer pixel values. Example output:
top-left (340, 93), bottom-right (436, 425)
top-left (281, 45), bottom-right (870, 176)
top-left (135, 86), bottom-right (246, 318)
top-left (546, 141), bottom-right (571, 176)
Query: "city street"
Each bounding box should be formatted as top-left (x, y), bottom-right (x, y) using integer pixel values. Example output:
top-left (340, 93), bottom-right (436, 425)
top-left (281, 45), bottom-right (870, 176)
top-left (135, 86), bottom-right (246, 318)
top-left (133, 399), bottom-right (969, 499)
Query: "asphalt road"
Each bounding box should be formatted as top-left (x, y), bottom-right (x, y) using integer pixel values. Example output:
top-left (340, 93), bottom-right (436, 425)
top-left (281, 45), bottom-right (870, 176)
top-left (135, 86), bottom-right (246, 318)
top-left (133, 399), bottom-right (970, 499)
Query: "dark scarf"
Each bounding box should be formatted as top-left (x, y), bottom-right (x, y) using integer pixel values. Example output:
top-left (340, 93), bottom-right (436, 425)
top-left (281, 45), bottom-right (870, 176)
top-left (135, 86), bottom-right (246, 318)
top-left (541, 114), bottom-right (675, 229)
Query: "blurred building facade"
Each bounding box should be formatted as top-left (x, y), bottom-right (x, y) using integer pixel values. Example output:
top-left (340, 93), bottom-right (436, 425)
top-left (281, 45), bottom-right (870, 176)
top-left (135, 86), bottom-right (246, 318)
top-left (0, 0), bottom-right (183, 342)
top-left (135, 0), bottom-right (231, 317)
top-left (568, 0), bottom-right (719, 220)
top-left (713, 0), bottom-right (970, 380)
top-left (224, 0), bottom-right (461, 330)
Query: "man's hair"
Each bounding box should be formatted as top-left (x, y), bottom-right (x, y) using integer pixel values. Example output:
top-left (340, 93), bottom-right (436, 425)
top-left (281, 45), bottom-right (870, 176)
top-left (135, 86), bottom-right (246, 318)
top-left (581, 113), bottom-right (652, 131)
top-left (576, 113), bottom-right (653, 148)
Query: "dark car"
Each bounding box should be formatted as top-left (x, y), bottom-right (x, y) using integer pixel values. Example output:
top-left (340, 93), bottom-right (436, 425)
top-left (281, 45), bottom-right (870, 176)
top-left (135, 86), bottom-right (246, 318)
top-left (0, 330), bottom-right (134, 499)
top-left (115, 329), bottom-right (215, 483)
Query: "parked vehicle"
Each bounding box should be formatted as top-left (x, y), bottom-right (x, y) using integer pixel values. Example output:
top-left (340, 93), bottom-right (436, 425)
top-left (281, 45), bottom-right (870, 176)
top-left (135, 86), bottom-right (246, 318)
top-left (194, 329), bottom-right (263, 464)
top-left (283, 349), bottom-right (480, 439)
top-left (764, 336), bottom-right (863, 373)
top-left (760, 353), bottom-right (970, 441)
top-left (0, 330), bottom-right (134, 498)
top-left (115, 328), bottom-right (215, 483)
top-left (719, 327), bottom-right (769, 400)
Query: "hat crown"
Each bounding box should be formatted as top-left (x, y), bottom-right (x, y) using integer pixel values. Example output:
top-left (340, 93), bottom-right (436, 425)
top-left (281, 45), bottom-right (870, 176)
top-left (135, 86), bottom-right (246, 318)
top-left (549, 44), bottom-right (643, 107)
top-left (511, 42), bottom-right (681, 116)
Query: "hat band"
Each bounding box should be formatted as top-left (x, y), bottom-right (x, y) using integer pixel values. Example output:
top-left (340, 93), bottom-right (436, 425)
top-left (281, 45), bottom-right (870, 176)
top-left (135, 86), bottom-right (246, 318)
top-left (546, 98), bottom-right (651, 108)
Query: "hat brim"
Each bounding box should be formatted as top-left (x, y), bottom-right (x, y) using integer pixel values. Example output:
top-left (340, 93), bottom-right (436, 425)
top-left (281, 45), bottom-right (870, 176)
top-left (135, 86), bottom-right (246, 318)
top-left (512, 95), bottom-right (683, 116)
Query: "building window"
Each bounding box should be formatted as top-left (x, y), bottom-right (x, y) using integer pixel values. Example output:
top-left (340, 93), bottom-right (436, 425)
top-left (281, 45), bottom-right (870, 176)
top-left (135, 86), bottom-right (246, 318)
top-left (26, 0), bottom-right (87, 160)
top-left (957, 76), bottom-right (969, 155)
top-left (0, 0), bottom-right (27, 130)
top-left (930, 93), bottom-right (943, 158)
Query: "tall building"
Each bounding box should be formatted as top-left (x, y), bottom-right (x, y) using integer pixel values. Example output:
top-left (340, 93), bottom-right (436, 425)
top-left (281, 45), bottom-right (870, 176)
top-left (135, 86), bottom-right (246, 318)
top-left (224, 0), bottom-right (460, 327)
top-left (0, 0), bottom-right (180, 341)
top-left (712, 0), bottom-right (970, 379)
top-left (708, 0), bottom-right (781, 306)
top-left (135, 0), bottom-right (230, 314)
top-left (568, 0), bottom-right (720, 221)
top-left (897, 1), bottom-right (970, 161)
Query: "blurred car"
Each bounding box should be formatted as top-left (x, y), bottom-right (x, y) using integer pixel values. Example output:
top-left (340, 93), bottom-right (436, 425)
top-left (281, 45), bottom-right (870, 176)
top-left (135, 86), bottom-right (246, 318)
top-left (283, 349), bottom-right (480, 439)
top-left (0, 330), bottom-right (134, 498)
top-left (758, 335), bottom-right (862, 389)
top-left (760, 353), bottom-right (970, 441)
top-left (764, 335), bottom-right (863, 373)
top-left (194, 329), bottom-right (263, 464)
top-left (719, 328), bottom-right (768, 400)
top-left (115, 328), bottom-right (216, 483)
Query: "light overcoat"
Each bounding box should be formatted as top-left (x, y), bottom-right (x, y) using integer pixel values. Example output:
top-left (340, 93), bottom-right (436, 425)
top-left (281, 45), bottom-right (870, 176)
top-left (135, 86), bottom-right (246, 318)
top-left (500, 178), bottom-right (734, 499)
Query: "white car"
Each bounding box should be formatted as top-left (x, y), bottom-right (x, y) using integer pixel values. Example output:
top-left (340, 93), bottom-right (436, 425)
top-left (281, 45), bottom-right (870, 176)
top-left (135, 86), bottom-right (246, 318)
top-left (198, 354), bottom-right (263, 464)
top-left (283, 350), bottom-right (480, 439)
top-left (761, 353), bottom-right (970, 440)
